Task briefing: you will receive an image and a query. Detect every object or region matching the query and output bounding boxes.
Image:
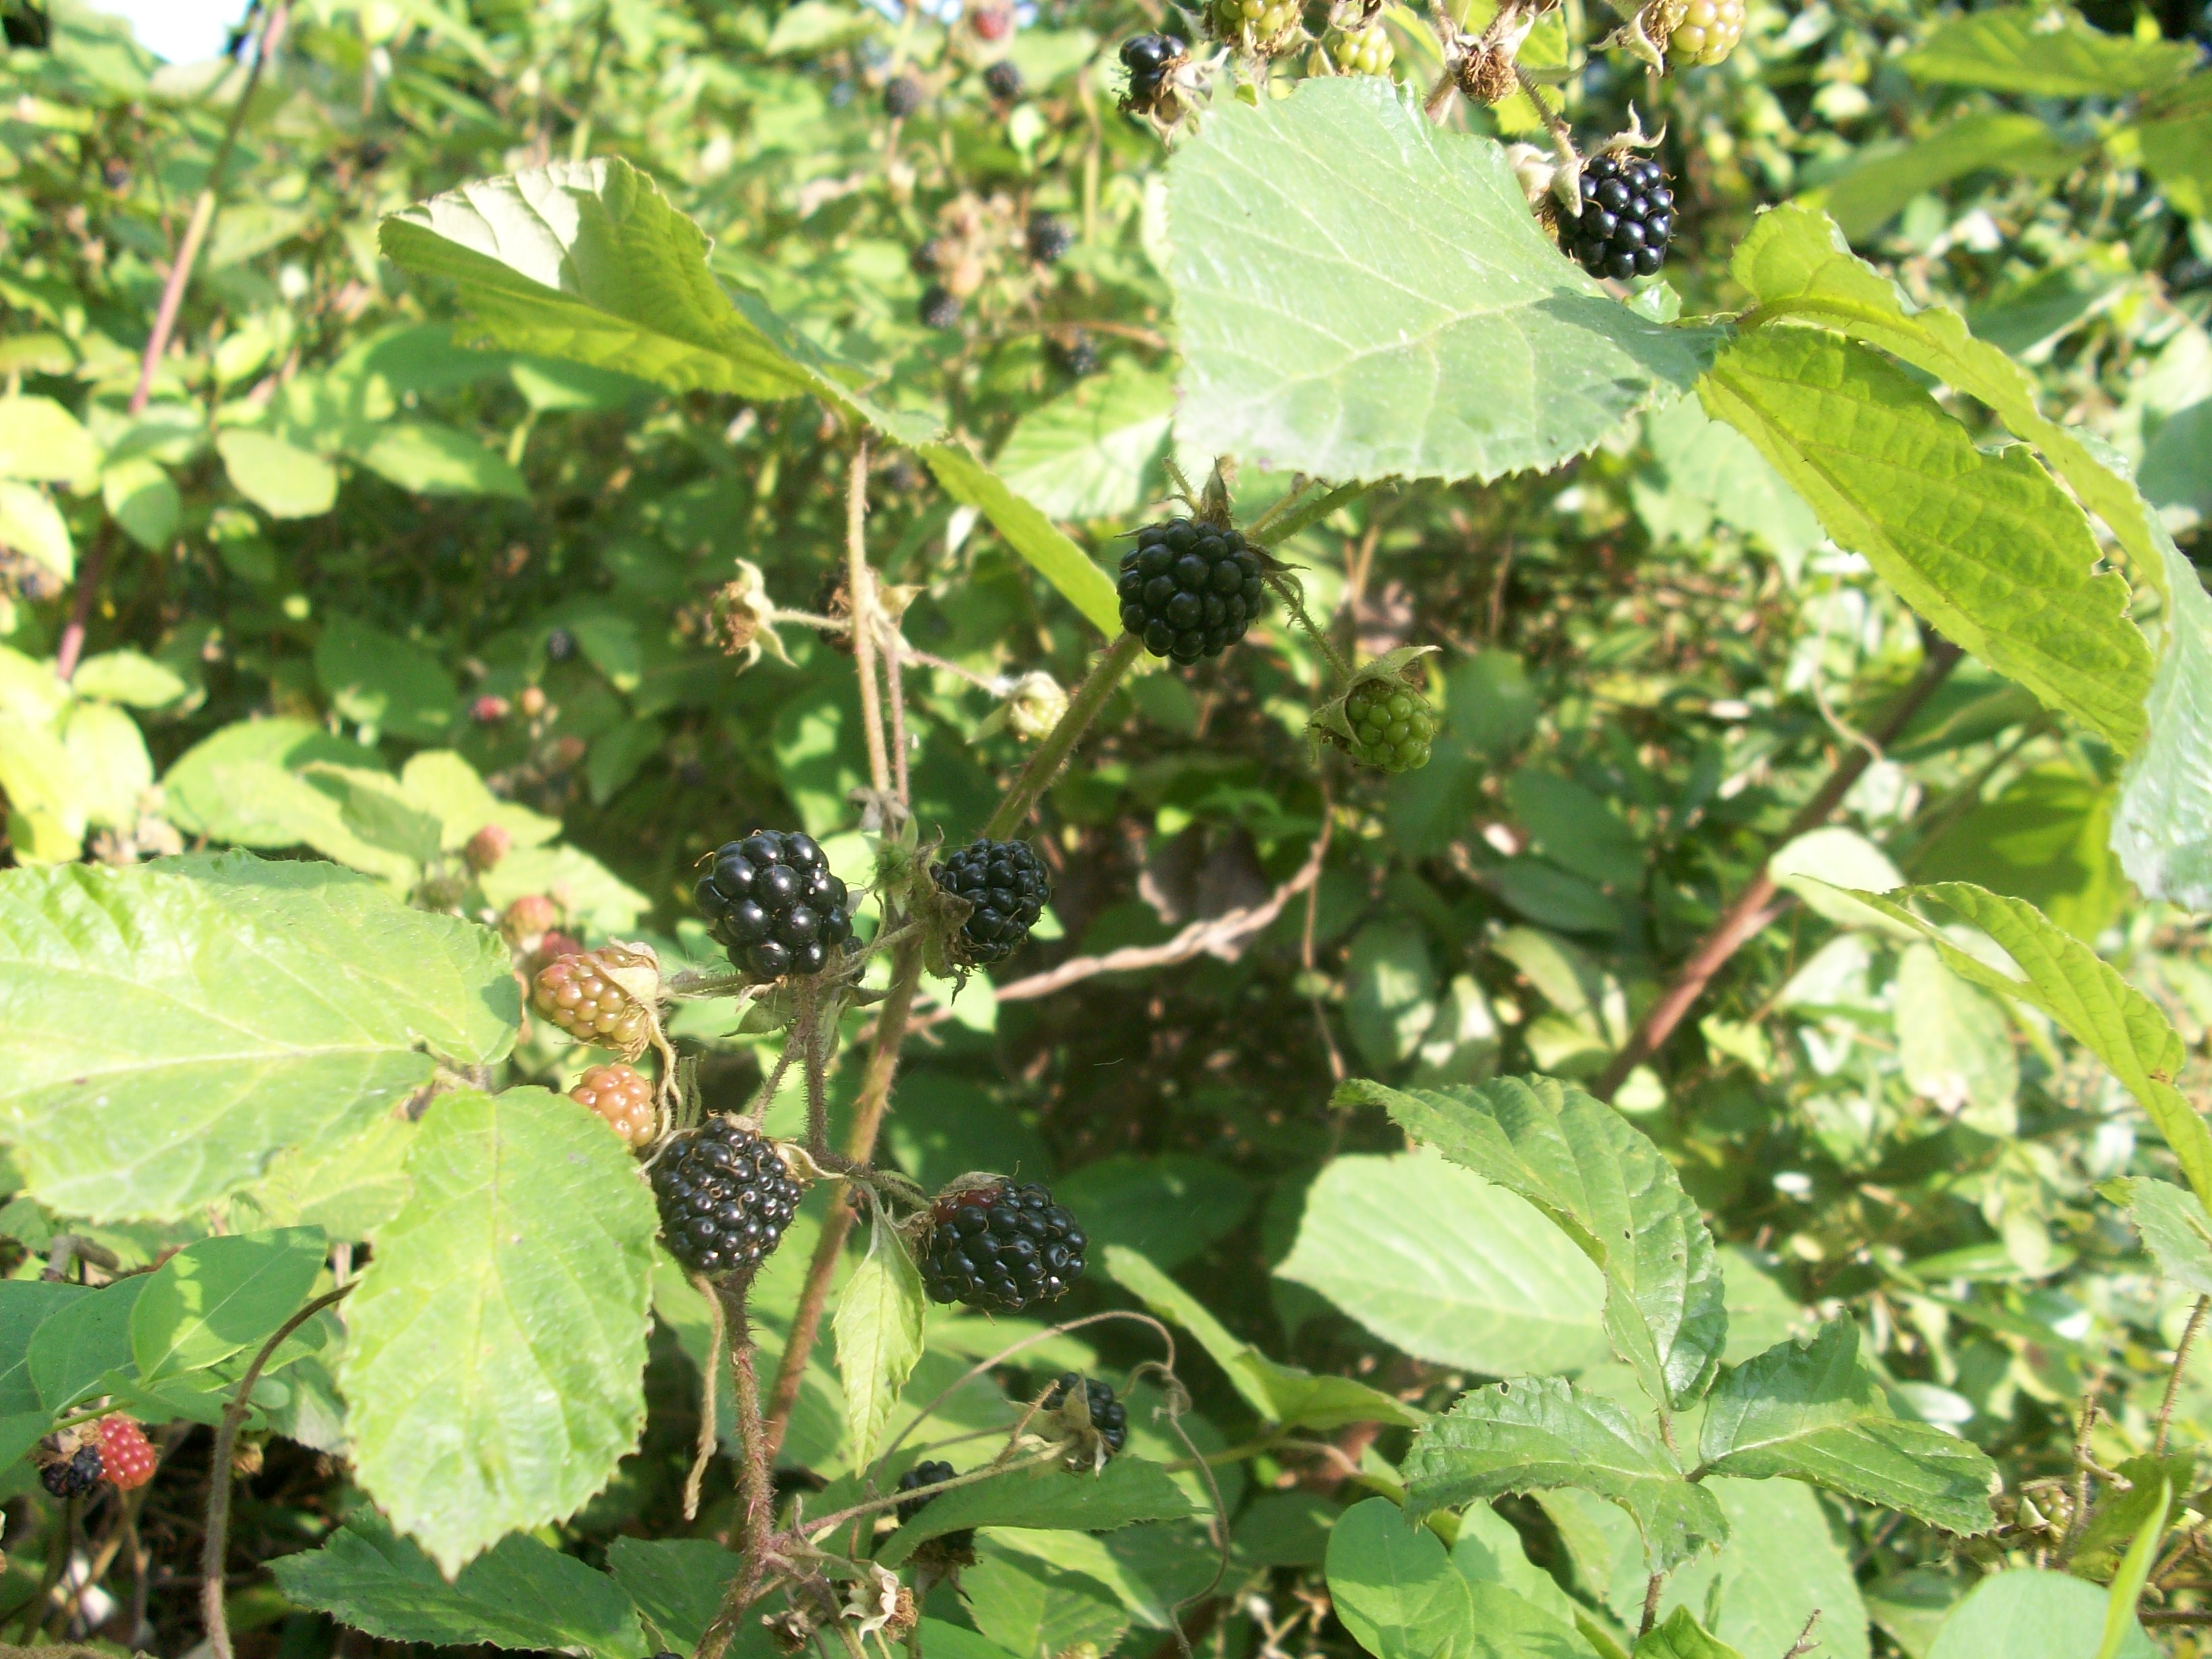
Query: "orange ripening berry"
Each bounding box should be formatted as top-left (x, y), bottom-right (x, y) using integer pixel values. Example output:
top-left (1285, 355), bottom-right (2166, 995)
top-left (533, 953), bottom-right (651, 1052)
top-left (571, 1063), bottom-right (658, 1148)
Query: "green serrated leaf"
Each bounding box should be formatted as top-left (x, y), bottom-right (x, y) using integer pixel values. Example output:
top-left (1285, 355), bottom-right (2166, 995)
top-left (1635, 1608), bottom-right (1743, 1659)
top-left (29, 1275), bottom-right (146, 1411)
top-left (0, 853), bottom-right (519, 1221)
top-left (354, 421), bottom-right (529, 500)
top-left (229, 1111), bottom-right (418, 1240)
top-left (1339, 1076), bottom-right (1725, 1409)
top-left (1404, 1376), bottom-right (1726, 1571)
top-left (314, 613), bottom-right (459, 744)
top-left (833, 1200), bottom-right (927, 1467)
top-left (269, 1514), bottom-right (650, 1659)
top-left (340, 1087), bottom-right (658, 1572)
top-left (994, 359), bottom-right (1175, 523)
top-left (216, 429), bottom-right (338, 518)
top-left (919, 440), bottom-right (1123, 635)
top-left (1164, 78), bottom-right (1720, 485)
top-left (1805, 113), bottom-right (2090, 242)
top-left (1325, 1496), bottom-right (1481, 1659)
top-left (604, 1538), bottom-right (739, 1653)
top-left (1697, 327), bottom-right (2149, 750)
top-left (2109, 517), bottom-right (2212, 910)
top-left (1902, 5), bottom-right (2196, 97)
top-left (1693, 1319), bottom-right (1998, 1534)
top-left (0, 394), bottom-right (99, 487)
top-left (1928, 1569), bottom-right (2157, 1659)
top-left (130, 1227), bottom-right (326, 1383)
top-left (877, 1456), bottom-right (1197, 1567)
top-left (2123, 1180), bottom-right (2212, 1296)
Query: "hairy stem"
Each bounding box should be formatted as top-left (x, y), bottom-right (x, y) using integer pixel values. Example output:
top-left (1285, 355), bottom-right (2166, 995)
top-left (1594, 639), bottom-right (1962, 1099)
top-left (2158, 1296), bottom-right (2208, 1458)
top-left (1245, 478), bottom-right (1380, 551)
top-left (846, 438), bottom-right (893, 803)
top-left (982, 630), bottom-right (1144, 841)
top-left (204, 1283), bottom-right (351, 1659)
top-left (699, 1283), bottom-right (776, 1659)
top-left (1639, 1572), bottom-right (1666, 1638)
top-left (684, 1271), bottom-right (729, 1521)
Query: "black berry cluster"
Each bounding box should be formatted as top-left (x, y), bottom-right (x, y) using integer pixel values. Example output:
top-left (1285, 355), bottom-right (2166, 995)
top-left (919, 285), bottom-right (960, 330)
top-left (883, 75), bottom-right (923, 117)
top-left (1026, 212), bottom-right (1071, 263)
top-left (1050, 332), bottom-right (1099, 378)
top-left (40, 1442), bottom-right (100, 1498)
top-left (1045, 1372), bottom-right (1128, 1457)
top-left (933, 838), bottom-right (1050, 964)
top-left (651, 1117), bottom-right (804, 1277)
top-left (921, 1181), bottom-right (1086, 1312)
top-left (895, 1460), bottom-right (976, 1555)
top-left (983, 58), bottom-right (1024, 99)
top-left (1117, 519), bottom-right (1266, 664)
top-left (1119, 33), bottom-right (1182, 111)
top-left (696, 831), bottom-right (854, 981)
top-left (1561, 154), bottom-right (1674, 281)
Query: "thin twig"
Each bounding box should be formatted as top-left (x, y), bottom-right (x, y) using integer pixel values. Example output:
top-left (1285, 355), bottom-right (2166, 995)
top-left (981, 631), bottom-right (1145, 841)
top-left (2157, 1296), bottom-right (2209, 1459)
top-left (845, 438), bottom-right (893, 802)
top-left (1782, 1609), bottom-right (1823, 1658)
top-left (1594, 640), bottom-right (1963, 1099)
top-left (685, 1271), bottom-right (730, 1521)
top-left (204, 1282), bottom-right (351, 1659)
top-left (2059, 1370), bottom-right (2106, 1563)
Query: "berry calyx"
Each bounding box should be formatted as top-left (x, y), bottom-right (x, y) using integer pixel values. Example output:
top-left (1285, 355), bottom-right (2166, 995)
top-left (983, 58), bottom-right (1024, 100)
top-left (1561, 153), bottom-right (1674, 281)
top-left (533, 951), bottom-right (653, 1053)
top-left (1333, 677), bottom-right (1438, 772)
top-left (96, 1416), bottom-right (156, 1491)
top-left (1325, 21), bottom-right (1393, 73)
top-left (933, 838), bottom-right (1051, 965)
top-left (1043, 1372), bottom-right (1128, 1461)
top-left (572, 1063), bottom-right (657, 1149)
top-left (651, 1117), bottom-right (804, 1279)
top-left (919, 285), bottom-right (961, 330)
top-left (1668, 0), bottom-right (1743, 64)
top-left (1117, 519), bottom-right (1266, 664)
top-left (883, 75), bottom-right (923, 117)
top-left (695, 830), bottom-right (854, 982)
top-left (896, 1460), bottom-right (979, 1561)
top-left (920, 1180), bottom-right (1086, 1312)
top-left (1026, 212), bottom-right (1071, 264)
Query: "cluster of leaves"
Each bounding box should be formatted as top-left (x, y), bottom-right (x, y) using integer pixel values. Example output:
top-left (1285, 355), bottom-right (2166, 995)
top-left (2, 0), bottom-right (2212, 1656)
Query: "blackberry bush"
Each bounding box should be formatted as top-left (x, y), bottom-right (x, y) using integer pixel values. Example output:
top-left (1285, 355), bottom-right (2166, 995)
top-left (571, 1063), bottom-right (657, 1148)
top-left (1668, 0), bottom-right (1744, 64)
top-left (933, 838), bottom-right (1050, 964)
top-left (919, 1181), bottom-right (1086, 1311)
top-left (650, 1117), bottom-right (804, 1278)
top-left (1331, 677), bottom-right (1438, 772)
top-left (1117, 519), bottom-right (1266, 664)
top-left (96, 1416), bottom-right (156, 1491)
top-left (1026, 212), bottom-right (1070, 263)
top-left (1043, 1372), bottom-right (1128, 1457)
top-left (533, 952), bottom-right (652, 1052)
top-left (695, 830), bottom-right (854, 981)
top-left (895, 1460), bottom-right (978, 1563)
top-left (1561, 154), bottom-right (1674, 280)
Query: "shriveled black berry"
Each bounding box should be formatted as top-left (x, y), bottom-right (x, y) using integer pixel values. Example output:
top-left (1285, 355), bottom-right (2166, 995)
top-left (883, 74), bottom-right (923, 117)
top-left (983, 58), bottom-right (1024, 99)
top-left (895, 1459), bottom-right (977, 1550)
top-left (1561, 154), bottom-right (1674, 281)
top-left (919, 285), bottom-right (961, 330)
top-left (1116, 518), bottom-right (1266, 664)
top-left (1027, 212), bottom-right (1072, 263)
top-left (920, 1180), bottom-right (1086, 1312)
top-left (40, 1445), bottom-right (100, 1498)
top-left (933, 838), bottom-right (1050, 964)
top-left (1049, 331), bottom-right (1099, 378)
top-left (910, 238), bottom-right (945, 276)
top-left (651, 1116), bottom-right (803, 1278)
top-left (696, 829), bottom-right (852, 981)
top-left (1045, 1372), bottom-right (1128, 1457)
top-left (545, 627), bottom-right (576, 662)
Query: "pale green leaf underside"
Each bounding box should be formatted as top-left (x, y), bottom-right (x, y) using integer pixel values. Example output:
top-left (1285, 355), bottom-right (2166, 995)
top-left (1903, 5), bottom-right (2196, 97)
top-left (1695, 1320), bottom-right (1997, 1534)
top-left (2110, 520), bottom-right (2212, 909)
top-left (1637, 1608), bottom-right (1745, 1659)
top-left (877, 1457), bottom-right (1197, 1567)
top-left (832, 1203), bottom-right (927, 1467)
top-left (1341, 1076), bottom-right (1726, 1409)
top-left (340, 1088), bottom-right (658, 1573)
top-left (0, 854), bottom-right (519, 1221)
top-left (1699, 327), bottom-right (2149, 750)
top-left (1166, 77), bottom-right (1720, 484)
top-left (2124, 1179), bottom-right (2212, 1298)
top-left (994, 359), bottom-right (1175, 523)
top-left (1403, 1376), bottom-right (1726, 1571)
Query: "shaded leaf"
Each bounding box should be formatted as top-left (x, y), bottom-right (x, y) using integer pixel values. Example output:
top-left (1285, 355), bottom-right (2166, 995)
top-left (833, 1200), bottom-right (927, 1467)
top-left (877, 1456), bottom-right (1197, 1567)
top-left (216, 430), bottom-right (339, 518)
top-left (1926, 1569), bottom-right (2157, 1659)
top-left (130, 1227), bottom-right (326, 1382)
top-left (2123, 1180), bottom-right (2212, 1297)
top-left (919, 440), bottom-right (1123, 635)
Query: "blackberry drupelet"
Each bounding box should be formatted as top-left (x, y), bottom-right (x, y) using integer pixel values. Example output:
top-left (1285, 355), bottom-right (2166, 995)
top-left (919, 285), bottom-right (962, 329)
top-left (933, 838), bottom-right (1050, 964)
top-left (910, 238), bottom-right (945, 275)
top-left (1044, 1372), bottom-right (1128, 1456)
top-left (572, 1062), bottom-right (657, 1148)
top-left (1116, 518), bottom-right (1266, 664)
top-left (695, 830), bottom-right (854, 982)
top-left (41, 1443), bottom-right (100, 1498)
top-left (1334, 677), bottom-right (1437, 772)
top-left (883, 74), bottom-right (923, 116)
top-left (1026, 212), bottom-right (1072, 263)
top-left (1561, 154), bottom-right (1674, 281)
top-left (896, 1460), bottom-right (977, 1551)
top-left (920, 1181), bottom-right (1086, 1311)
top-left (983, 58), bottom-right (1024, 99)
top-left (651, 1116), bottom-right (803, 1277)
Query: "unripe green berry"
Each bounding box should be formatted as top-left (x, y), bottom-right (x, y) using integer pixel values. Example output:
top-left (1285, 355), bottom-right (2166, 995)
top-left (1335, 677), bottom-right (1436, 772)
top-left (1668, 0), bottom-right (1743, 65)
top-left (1325, 22), bottom-right (1392, 74)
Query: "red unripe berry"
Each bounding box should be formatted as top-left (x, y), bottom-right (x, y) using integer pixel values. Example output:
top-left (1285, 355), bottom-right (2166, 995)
top-left (571, 1063), bottom-right (658, 1148)
top-left (465, 823), bottom-right (512, 872)
top-left (972, 4), bottom-right (1013, 39)
top-left (470, 694), bottom-right (511, 724)
top-left (502, 894), bottom-right (560, 943)
top-left (97, 1416), bottom-right (156, 1491)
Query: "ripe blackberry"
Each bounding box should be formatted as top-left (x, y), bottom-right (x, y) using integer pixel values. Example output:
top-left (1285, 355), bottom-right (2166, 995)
top-left (1044, 1372), bottom-right (1128, 1457)
top-left (651, 1117), bottom-right (803, 1278)
top-left (533, 952), bottom-right (651, 1051)
top-left (919, 285), bottom-right (962, 330)
top-left (1026, 212), bottom-right (1072, 263)
top-left (883, 75), bottom-right (923, 117)
top-left (545, 627), bottom-right (576, 662)
top-left (934, 839), bottom-right (1050, 965)
top-left (1332, 678), bottom-right (1437, 772)
top-left (1117, 519), bottom-right (1266, 664)
top-left (695, 830), bottom-right (854, 982)
top-left (1562, 154), bottom-right (1674, 281)
top-left (573, 1063), bottom-right (657, 1148)
top-left (983, 58), bottom-right (1024, 99)
top-left (1049, 331), bottom-right (1100, 378)
top-left (1324, 21), bottom-right (1393, 73)
top-left (1668, 0), bottom-right (1744, 65)
top-left (96, 1417), bottom-right (157, 1491)
top-left (896, 1460), bottom-right (977, 1552)
top-left (1119, 32), bottom-right (1184, 111)
top-left (920, 1181), bottom-right (1086, 1312)
top-left (40, 1444), bottom-right (100, 1498)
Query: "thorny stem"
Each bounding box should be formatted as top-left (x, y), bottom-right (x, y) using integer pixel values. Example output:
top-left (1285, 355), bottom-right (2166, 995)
top-left (701, 1283), bottom-right (778, 1659)
top-left (1245, 478), bottom-right (1381, 551)
top-left (846, 438), bottom-right (894, 803)
top-left (1639, 1572), bottom-right (1666, 1638)
top-left (981, 630), bottom-right (1145, 840)
top-left (1265, 572), bottom-right (1353, 688)
top-left (1782, 1609), bottom-right (1824, 1658)
top-left (684, 1271), bottom-right (729, 1521)
top-left (762, 929), bottom-right (927, 1459)
top-left (205, 1283), bottom-right (352, 1659)
top-left (1594, 639), bottom-right (1963, 1099)
top-left (2158, 1296), bottom-right (2210, 1458)
top-left (2060, 1370), bottom-right (2106, 1563)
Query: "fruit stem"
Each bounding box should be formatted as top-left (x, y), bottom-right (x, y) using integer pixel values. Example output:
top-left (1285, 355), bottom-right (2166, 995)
top-left (700, 1283), bottom-right (780, 1659)
top-left (204, 1283), bottom-right (353, 1659)
top-left (683, 1271), bottom-right (727, 1521)
top-left (981, 630), bottom-right (1144, 841)
top-left (1264, 572), bottom-right (1354, 689)
top-left (1244, 477), bottom-right (1380, 552)
top-left (844, 438), bottom-right (898, 809)
top-left (793, 1443), bottom-right (1071, 1544)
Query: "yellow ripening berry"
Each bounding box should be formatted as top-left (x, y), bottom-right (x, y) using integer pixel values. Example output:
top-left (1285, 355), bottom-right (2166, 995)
top-left (1669, 0), bottom-right (1745, 66)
